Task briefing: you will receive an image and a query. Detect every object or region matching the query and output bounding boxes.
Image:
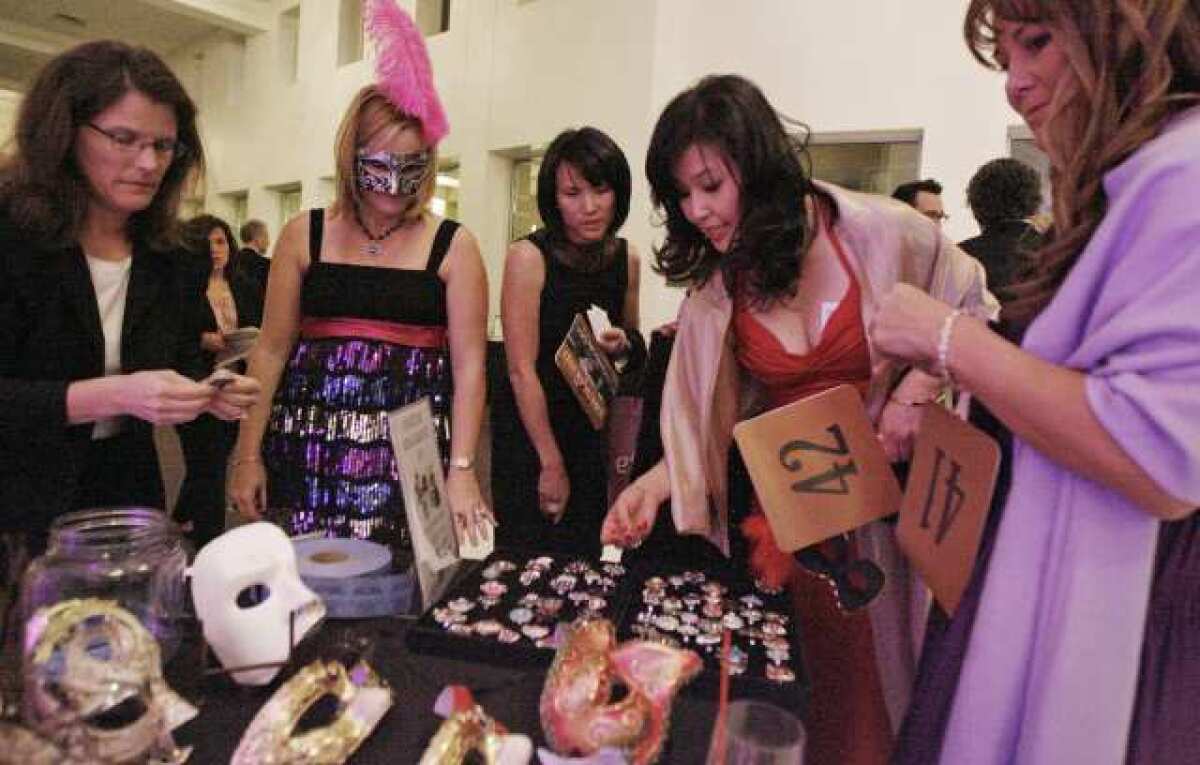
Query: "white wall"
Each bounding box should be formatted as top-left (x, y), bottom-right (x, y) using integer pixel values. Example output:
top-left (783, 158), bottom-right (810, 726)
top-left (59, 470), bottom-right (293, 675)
top-left (0, 89), bottom-right (20, 154)
top-left (163, 0), bottom-right (1021, 331)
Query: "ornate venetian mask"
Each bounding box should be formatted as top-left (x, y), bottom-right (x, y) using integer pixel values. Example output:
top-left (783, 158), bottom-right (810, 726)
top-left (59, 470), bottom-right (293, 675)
top-left (21, 598), bottom-right (196, 764)
top-left (539, 619), bottom-right (701, 765)
top-left (231, 658), bottom-right (392, 764)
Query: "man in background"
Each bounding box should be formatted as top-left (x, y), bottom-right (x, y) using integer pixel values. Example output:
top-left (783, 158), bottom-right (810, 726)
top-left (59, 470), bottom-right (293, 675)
top-left (958, 158), bottom-right (1045, 296)
top-left (892, 179), bottom-right (948, 227)
top-left (238, 219), bottom-right (270, 310)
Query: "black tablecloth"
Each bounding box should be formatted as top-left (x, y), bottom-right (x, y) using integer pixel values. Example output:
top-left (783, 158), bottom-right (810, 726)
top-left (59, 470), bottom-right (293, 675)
top-left (171, 616), bottom-right (728, 764)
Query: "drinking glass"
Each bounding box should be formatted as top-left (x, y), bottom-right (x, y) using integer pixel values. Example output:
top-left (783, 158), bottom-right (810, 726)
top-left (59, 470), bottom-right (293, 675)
top-left (706, 699), bottom-right (805, 765)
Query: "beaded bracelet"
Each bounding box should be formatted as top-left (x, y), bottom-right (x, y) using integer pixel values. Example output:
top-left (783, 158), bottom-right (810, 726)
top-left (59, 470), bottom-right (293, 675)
top-left (230, 456), bottom-right (262, 468)
top-left (937, 309), bottom-right (964, 383)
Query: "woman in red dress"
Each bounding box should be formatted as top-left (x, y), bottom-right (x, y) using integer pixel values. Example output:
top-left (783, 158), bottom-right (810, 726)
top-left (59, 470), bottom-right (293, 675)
top-left (601, 75), bottom-right (996, 764)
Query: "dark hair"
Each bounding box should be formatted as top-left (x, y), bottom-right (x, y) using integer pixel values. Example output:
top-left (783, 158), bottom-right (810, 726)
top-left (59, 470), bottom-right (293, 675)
top-left (536, 126), bottom-right (631, 240)
top-left (891, 179), bottom-right (943, 207)
top-left (0, 40), bottom-right (203, 249)
top-left (965, 0), bottom-right (1200, 325)
top-left (645, 74), bottom-right (835, 304)
top-left (966, 158), bottom-right (1042, 229)
top-left (182, 214), bottom-right (238, 276)
top-left (239, 218), bottom-right (267, 246)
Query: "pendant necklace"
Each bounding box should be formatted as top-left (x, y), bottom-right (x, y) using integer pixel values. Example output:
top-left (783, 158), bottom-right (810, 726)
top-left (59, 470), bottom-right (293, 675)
top-left (352, 203), bottom-right (409, 257)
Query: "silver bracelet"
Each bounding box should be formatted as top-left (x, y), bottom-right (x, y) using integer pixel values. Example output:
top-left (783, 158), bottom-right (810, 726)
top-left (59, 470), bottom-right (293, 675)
top-left (937, 309), bottom-right (964, 383)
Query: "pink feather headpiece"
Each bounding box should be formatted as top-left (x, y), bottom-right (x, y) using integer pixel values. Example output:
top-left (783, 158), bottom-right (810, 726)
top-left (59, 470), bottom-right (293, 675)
top-left (364, 0), bottom-right (450, 146)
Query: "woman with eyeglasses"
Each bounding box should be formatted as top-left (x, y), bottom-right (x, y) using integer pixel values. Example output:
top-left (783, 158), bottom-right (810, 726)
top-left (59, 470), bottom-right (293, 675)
top-left (230, 84), bottom-right (492, 554)
top-left (0, 41), bottom-right (260, 547)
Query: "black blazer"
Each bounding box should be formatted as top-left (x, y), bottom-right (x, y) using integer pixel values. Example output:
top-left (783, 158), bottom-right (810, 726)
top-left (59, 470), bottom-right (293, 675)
top-left (0, 215), bottom-right (207, 533)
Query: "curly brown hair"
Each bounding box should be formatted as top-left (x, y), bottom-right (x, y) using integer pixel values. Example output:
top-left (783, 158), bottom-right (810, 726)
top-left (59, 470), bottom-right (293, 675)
top-left (964, 0), bottom-right (1200, 325)
top-left (0, 40), bottom-right (203, 249)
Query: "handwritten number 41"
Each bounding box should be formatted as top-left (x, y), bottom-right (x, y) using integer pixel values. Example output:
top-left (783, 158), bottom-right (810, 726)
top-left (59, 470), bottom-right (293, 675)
top-left (778, 424), bottom-right (859, 496)
top-left (920, 448), bottom-right (965, 545)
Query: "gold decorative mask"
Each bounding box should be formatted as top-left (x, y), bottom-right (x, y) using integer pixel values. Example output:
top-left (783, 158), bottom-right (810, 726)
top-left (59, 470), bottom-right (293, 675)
top-left (539, 619), bottom-right (701, 765)
top-left (418, 685), bottom-right (533, 764)
top-left (231, 659), bottom-right (392, 764)
top-left (21, 598), bottom-right (196, 764)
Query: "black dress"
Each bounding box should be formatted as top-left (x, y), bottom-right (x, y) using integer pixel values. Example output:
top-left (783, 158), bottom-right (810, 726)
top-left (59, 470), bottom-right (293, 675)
top-left (493, 230), bottom-right (629, 558)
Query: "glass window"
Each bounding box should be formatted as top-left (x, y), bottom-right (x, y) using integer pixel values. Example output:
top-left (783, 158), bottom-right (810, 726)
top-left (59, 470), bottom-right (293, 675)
top-left (416, 0), bottom-right (451, 36)
top-left (221, 191), bottom-right (249, 233)
top-left (338, 0), bottom-right (364, 66)
top-left (509, 155), bottom-right (542, 242)
top-left (806, 131), bottom-right (922, 196)
top-left (279, 6), bottom-right (300, 83)
top-left (275, 184), bottom-right (303, 232)
top-left (432, 159), bottom-right (461, 220)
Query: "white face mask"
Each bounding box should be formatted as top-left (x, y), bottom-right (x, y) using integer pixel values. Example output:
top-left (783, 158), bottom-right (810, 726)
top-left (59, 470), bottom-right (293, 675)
top-left (189, 523), bottom-right (325, 686)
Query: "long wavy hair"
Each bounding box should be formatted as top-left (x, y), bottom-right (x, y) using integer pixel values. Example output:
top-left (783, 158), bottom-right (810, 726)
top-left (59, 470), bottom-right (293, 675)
top-left (645, 74), bottom-right (835, 305)
top-left (0, 40), bottom-right (203, 250)
top-left (965, 0), bottom-right (1200, 325)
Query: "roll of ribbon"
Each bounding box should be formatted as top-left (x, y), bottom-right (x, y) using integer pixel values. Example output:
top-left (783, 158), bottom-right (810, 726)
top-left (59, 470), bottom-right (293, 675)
top-left (294, 538), bottom-right (393, 580)
top-left (292, 538), bottom-right (414, 618)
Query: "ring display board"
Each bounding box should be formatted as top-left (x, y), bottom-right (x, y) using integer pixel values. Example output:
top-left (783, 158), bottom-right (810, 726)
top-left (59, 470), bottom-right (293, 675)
top-left (405, 547), bottom-right (635, 668)
top-left (616, 559), bottom-right (807, 714)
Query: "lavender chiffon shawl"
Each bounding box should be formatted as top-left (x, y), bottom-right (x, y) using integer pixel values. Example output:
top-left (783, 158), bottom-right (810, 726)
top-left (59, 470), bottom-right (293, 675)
top-left (940, 107), bottom-right (1200, 764)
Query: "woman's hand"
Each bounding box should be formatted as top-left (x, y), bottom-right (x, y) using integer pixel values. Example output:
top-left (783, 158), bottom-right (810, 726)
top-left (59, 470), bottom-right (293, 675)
top-left (118, 370), bottom-right (215, 425)
top-left (230, 458), bottom-right (267, 521)
top-left (600, 462), bottom-right (669, 548)
top-left (446, 469), bottom-right (495, 546)
top-left (201, 331), bottom-right (227, 353)
top-left (869, 284), bottom-right (955, 372)
top-left (876, 399), bottom-right (922, 462)
top-left (539, 461), bottom-right (570, 523)
top-left (595, 327), bottom-right (629, 358)
top-left (205, 372), bottom-right (261, 421)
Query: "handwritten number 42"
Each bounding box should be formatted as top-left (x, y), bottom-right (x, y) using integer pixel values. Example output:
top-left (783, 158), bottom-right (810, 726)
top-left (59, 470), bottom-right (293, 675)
top-left (778, 424), bottom-right (859, 495)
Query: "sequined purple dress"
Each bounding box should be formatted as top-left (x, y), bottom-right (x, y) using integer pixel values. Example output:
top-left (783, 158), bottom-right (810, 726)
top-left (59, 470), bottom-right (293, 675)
top-left (262, 210), bottom-right (458, 550)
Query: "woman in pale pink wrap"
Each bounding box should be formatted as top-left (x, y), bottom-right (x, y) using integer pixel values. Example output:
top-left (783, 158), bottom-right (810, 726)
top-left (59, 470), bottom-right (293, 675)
top-left (873, 2), bottom-right (1200, 763)
top-left (602, 75), bottom-right (996, 765)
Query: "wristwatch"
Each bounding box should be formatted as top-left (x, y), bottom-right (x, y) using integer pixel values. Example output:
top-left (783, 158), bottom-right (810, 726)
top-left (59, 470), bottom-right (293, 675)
top-left (449, 456), bottom-right (475, 471)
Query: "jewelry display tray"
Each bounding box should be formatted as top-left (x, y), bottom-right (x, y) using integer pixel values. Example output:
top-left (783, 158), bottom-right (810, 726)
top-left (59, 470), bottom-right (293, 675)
top-left (407, 549), bottom-right (808, 713)
top-left (405, 547), bottom-right (638, 669)
top-left (615, 559), bottom-right (808, 714)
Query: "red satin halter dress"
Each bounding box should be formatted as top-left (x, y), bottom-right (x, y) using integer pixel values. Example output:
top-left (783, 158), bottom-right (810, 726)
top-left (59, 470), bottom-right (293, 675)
top-left (732, 224), bottom-right (893, 765)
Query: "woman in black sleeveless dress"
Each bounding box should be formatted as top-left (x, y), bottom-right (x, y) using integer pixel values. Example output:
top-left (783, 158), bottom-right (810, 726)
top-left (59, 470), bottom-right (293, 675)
top-left (231, 86), bottom-right (490, 556)
top-left (495, 127), bottom-right (641, 557)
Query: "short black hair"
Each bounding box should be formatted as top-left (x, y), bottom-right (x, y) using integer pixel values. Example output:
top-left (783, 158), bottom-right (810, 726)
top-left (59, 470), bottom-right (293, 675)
top-left (966, 158), bottom-right (1042, 229)
top-left (892, 179), bottom-right (943, 207)
top-left (536, 127), bottom-right (631, 239)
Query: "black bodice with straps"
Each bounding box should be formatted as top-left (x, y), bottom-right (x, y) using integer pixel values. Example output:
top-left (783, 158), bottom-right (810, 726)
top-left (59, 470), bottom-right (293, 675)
top-left (300, 208), bottom-right (458, 327)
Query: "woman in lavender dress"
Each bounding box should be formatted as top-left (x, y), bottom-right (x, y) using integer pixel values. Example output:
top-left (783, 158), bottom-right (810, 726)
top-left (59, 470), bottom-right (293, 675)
top-left (873, 1), bottom-right (1200, 762)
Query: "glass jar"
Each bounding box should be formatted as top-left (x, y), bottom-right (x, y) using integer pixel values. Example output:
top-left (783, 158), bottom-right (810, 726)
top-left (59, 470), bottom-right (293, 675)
top-left (19, 507), bottom-right (188, 658)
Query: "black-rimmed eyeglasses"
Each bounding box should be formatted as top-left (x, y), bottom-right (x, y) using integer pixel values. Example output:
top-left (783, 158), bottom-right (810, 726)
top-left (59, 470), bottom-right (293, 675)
top-left (86, 123), bottom-right (189, 161)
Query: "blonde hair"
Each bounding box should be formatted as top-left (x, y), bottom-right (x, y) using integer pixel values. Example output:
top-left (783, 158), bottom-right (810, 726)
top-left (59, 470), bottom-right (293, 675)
top-left (965, 0), bottom-right (1200, 324)
top-left (331, 84), bottom-right (438, 220)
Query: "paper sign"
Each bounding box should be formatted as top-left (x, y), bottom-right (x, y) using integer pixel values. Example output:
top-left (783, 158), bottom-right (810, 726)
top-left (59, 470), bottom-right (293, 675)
top-left (732, 384), bottom-right (901, 552)
top-left (389, 399), bottom-right (460, 605)
top-left (897, 404), bottom-right (1000, 616)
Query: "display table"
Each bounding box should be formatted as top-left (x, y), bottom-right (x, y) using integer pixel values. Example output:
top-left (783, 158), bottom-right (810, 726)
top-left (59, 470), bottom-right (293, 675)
top-left (170, 616), bottom-right (739, 764)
